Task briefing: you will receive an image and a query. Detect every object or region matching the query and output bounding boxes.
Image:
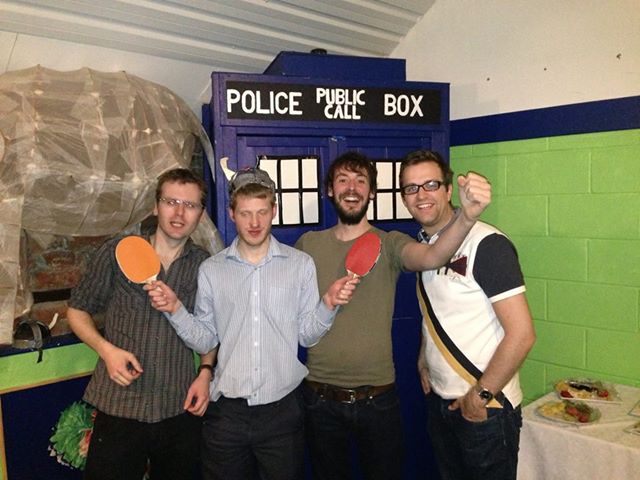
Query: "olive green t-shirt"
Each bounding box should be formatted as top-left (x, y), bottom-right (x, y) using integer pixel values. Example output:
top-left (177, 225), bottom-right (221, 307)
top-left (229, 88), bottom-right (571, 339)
top-left (295, 227), bottom-right (412, 387)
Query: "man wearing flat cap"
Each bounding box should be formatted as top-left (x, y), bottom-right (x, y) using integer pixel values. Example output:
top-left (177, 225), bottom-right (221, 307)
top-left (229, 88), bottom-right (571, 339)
top-left (146, 166), bottom-right (357, 480)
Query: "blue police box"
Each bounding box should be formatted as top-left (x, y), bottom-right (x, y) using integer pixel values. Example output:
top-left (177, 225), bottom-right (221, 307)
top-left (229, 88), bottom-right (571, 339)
top-left (204, 50), bottom-right (449, 479)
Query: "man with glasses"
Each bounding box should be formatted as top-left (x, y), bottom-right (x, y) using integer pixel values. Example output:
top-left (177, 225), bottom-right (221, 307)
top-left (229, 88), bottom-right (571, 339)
top-left (399, 150), bottom-right (536, 480)
top-left (68, 168), bottom-right (215, 480)
top-left (295, 151), bottom-right (492, 480)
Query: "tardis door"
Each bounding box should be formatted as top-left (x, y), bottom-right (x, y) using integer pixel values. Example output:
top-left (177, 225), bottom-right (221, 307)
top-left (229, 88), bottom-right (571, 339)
top-left (207, 63), bottom-right (449, 479)
top-left (230, 130), bottom-right (447, 247)
top-left (233, 133), bottom-right (440, 479)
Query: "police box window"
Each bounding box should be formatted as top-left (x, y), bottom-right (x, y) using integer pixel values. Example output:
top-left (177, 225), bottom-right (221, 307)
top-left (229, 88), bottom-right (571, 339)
top-left (258, 155), bottom-right (320, 226)
top-left (367, 159), bottom-right (412, 222)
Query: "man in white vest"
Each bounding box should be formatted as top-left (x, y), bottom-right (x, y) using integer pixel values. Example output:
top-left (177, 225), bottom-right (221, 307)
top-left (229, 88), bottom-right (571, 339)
top-left (400, 150), bottom-right (536, 480)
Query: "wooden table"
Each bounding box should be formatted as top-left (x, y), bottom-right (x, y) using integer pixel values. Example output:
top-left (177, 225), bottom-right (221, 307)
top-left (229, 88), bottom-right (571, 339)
top-left (517, 383), bottom-right (640, 480)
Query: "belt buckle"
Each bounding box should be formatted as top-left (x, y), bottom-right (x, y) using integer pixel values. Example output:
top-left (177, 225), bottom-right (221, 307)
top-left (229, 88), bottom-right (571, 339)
top-left (341, 388), bottom-right (358, 404)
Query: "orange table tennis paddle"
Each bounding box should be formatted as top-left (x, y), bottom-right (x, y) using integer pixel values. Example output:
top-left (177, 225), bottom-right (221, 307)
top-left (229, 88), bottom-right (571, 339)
top-left (115, 236), bottom-right (161, 284)
top-left (345, 232), bottom-right (382, 278)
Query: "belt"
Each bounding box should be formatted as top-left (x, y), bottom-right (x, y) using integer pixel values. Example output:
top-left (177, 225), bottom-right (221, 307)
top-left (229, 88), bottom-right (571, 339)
top-left (304, 380), bottom-right (395, 404)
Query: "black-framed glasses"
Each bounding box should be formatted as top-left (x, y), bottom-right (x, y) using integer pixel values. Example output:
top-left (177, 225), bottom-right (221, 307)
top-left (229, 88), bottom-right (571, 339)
top-left (400, 180), bottom-right (444, 195)
top-left (159, 197), bottom-right (203, 210)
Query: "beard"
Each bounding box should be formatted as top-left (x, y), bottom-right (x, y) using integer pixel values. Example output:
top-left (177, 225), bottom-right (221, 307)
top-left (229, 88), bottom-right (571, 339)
top-left (332, 195), bottom-right (370, 225)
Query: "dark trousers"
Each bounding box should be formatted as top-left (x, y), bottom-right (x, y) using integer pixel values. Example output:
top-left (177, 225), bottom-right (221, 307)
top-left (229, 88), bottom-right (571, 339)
top-left (200, 388), bottom-right (305, 480)
top-left (302, 383), bottom-right (405, 480)
top-left (426, 392), bottom-right (522, 480)
top-left (84, 410), bottom-right (201, 480)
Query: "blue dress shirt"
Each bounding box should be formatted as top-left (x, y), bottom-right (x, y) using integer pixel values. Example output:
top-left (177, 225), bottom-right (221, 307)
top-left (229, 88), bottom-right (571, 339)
top-left (167, 235), bottom-right (337, 405)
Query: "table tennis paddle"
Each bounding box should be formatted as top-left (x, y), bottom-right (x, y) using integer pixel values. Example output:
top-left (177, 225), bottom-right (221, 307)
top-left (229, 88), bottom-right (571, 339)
top-left (115, 235), bottom-right (161, 284)
top-left (345, 232), bottom-right (382, 278)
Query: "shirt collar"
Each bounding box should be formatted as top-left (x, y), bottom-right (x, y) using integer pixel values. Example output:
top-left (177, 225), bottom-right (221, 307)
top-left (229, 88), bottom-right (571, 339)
top-left (417, 207), bottom-right (460, 243)
top-left (226, 234), bottom-right (288, 264)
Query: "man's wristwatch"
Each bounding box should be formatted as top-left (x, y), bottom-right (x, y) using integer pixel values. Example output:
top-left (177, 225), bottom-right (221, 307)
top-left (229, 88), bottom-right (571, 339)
top-left (474, 383), bottom-right (494, 403)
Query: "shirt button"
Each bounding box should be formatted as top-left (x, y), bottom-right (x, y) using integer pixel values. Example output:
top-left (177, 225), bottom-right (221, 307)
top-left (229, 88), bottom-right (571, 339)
top-left (253, 341), bottom-right (258, 347)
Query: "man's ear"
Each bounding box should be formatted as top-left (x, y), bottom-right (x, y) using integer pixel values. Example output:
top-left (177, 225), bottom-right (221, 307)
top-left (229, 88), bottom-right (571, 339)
top-left (228, 207), bottom-right (235, 224)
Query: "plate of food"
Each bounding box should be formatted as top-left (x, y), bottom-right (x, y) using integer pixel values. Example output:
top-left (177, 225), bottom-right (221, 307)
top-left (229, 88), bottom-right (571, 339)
top-left (536, 400), bottom-right (601, 425)
top-left (554, 379), bottom-right (621, 403)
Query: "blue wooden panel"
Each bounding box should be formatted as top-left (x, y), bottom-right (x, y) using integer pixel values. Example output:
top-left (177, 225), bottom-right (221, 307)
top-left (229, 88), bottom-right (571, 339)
top-left (2, 376), bottom-right (90, 480)
top-left (451, 95), bottom-right (640, 145)
top-left (264, 51), bottom-right (407, 82)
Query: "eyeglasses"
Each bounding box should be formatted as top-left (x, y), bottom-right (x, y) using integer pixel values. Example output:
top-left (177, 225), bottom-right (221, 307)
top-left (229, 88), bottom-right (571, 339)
top-left (159, 197), bottom-right (203, 210)
top-left (400, 180), bottom-right (444, 195)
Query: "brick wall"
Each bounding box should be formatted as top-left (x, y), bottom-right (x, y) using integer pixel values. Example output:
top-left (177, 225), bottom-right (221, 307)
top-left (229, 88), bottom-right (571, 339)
top-left (451, 129), bottom-right (640, 404)
top-left (18, 234), bottom-right (109, 336)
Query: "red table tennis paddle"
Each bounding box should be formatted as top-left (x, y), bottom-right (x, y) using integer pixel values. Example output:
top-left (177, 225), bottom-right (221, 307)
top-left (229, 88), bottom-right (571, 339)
top-left (115, 236), bottom-right (161, 284)
top-left (345, 232), bottom-right (382, 278)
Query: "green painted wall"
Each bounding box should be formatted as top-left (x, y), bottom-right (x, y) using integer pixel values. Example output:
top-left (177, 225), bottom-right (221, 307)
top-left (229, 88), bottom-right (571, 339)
top-left (0, 344), bottom-right (97, 393)
top-left (451, 128), bottom-right (640, 404)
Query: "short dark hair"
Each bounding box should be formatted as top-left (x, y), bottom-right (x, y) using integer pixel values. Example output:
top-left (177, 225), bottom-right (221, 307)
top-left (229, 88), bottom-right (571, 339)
top-left (325, 151), bottom-right (377, 195)
top-left (230, 183), bottom-right (276, 210)
top-left (156, 168), bottom-right (207, 205)
top-left (399, 150), bottom-right (453, 189)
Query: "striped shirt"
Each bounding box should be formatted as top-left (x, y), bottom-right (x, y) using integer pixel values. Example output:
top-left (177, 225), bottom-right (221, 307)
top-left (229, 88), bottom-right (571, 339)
top-left (69, 235), bottom-right (209, 423)
top-left (167, 235), bottom-right (336, 406)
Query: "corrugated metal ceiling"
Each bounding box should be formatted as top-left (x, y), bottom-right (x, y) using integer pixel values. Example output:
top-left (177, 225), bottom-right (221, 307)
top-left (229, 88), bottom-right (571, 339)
top-left (1, 0), bottom-right (435, 72)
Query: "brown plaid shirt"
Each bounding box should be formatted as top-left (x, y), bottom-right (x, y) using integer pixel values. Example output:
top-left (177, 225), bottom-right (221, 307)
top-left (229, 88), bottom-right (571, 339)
top-left (69, 235), bottom-right (209, 423)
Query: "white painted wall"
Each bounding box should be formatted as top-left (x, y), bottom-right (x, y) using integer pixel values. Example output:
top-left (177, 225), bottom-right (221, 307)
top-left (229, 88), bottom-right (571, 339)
top-left (393, 0), bottom-right (640, 119)
top-left (0, 31), bottom-right (214, 116)
top-left (3, 1), bottom-right (638, 121)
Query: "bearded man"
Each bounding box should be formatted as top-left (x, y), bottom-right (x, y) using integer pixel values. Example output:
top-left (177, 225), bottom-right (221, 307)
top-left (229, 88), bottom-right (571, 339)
top-left (295, 151), bottom-right (492, 480)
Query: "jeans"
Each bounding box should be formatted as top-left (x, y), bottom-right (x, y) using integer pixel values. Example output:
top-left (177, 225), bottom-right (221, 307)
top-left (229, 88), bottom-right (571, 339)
top-left (84, 411), bottom-right (201, 480)
top-left (302, 382), bottom-right (405, 480)
top-left (200, 388), bottom-right (304, 480)
top-left (426, 392), bottom-right (522, 480)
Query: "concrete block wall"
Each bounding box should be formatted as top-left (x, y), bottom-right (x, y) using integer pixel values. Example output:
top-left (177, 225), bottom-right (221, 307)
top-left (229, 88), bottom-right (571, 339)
top-left (451, 129), bottom-right (640, 404)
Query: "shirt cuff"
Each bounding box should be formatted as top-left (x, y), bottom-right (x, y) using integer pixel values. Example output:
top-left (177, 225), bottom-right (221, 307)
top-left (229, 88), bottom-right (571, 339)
top-left (163, 305), bottom-right (202, 344)
top-left (164, 304), bottom-right (190, 331)
top-left (317, 299), bottom-right (338, 328)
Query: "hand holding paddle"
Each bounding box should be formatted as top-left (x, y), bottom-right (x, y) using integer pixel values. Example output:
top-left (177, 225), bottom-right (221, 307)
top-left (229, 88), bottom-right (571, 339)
top-left (323, 275), bottom-right (359, 310)
top-left (345, 232), bottom-right (382, 279)
top-left (145, 280), bottom-right (182, 315)
top-left (115, 236), bottom-right (161, 284)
